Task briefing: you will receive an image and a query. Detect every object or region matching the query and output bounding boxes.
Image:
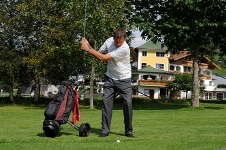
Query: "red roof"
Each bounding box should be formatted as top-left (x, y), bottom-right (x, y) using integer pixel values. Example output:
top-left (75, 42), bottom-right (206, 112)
top-left (169, 50), bottom-right (191, 61)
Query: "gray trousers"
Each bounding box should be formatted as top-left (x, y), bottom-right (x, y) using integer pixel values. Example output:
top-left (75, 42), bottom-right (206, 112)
top-left (101, 75), bottom-right (133, 135)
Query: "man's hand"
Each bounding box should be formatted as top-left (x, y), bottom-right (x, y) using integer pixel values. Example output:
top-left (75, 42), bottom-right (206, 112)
top-left (82, 37), bottom-right (89, 45)
top-left (80, 37), bottom-right (90, 51)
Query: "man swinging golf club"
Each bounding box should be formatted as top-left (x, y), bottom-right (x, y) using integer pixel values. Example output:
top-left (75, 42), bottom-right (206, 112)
top-left (80, 28), bottom-right (134, 138)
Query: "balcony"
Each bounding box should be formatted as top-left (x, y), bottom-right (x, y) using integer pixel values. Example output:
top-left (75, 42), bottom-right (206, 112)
top-left (199, 74), bottom-right (212, 80)
top-left (199, 63), bottom-right (209, 69)
top-left (169, 70), bottom-right (181, 74)
top-left (182, 61), bottom-right (193, 67)
top-left (139, 80), bottom-right (167, 86)
top-left (182, 61), bottom-right (209, 69)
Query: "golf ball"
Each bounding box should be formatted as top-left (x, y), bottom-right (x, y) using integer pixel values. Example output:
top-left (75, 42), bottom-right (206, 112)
top-left (117, 140), bottom-right (120, 142)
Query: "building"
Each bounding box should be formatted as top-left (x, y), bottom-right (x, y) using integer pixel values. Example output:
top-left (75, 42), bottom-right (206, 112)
top-left (131, 40), bottom-right (172, 99)
top-left (169, 51), bottom-right (221, 99)
top-left (132, 40), bottom-right (223, 100)
top-left (132, 65), bottom-right (173, 99)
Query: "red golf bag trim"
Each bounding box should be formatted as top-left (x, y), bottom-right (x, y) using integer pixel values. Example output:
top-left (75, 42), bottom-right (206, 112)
top-left (54, 87), bottom-right (80, 124)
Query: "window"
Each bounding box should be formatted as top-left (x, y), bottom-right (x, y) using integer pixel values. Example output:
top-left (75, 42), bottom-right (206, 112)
top-left (184, 66), bottom-right (191, 72)
top-left (209, 81), bottom-right (212, 86)
top-left (141, 63), bottom-right (147, 68)
top-left (143, 75), bottom-right (148, 80)
top-left (205, 92), bottom-right (212, 100)
top-left (203, 70), bottom-right (210, 75)
top-left (142, 51), bottom-right (147, 57)
top-left (156, 63), bottom-right (164, 70)
top-left (176, 66), bottom-right (181, 72)
top-left (144, 89), bottom-right (149, 95)
top-left (170, 65), bottom-right (174, 71)
top-left (216, 93), bottom-right (223, 100)
top-left (200, 80), bottom-right (204, 86)
top-left (156, 52), bottom-right (165, 57)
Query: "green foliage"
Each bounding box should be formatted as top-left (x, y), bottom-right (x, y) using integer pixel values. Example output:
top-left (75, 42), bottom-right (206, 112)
top-left (200, 85), bottom-right (205, 93)
top-left (130, 0), bottom-right (226, 107)
top-left (131, 0), bottom-right (226, 52)
top-left (166, 74), bottom-right (192, 92)
top-left (0, 0), bottom-right (132, 101)
top-left (0, 0), bottom-right (27, 99)
top-left (166, 81), bottom-right (175, 90)
top-left (217, 84), bottom-right (226, 88)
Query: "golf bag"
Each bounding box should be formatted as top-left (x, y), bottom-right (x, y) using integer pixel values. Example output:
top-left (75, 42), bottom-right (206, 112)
top-left (43, 80), bottom-right (80, 137)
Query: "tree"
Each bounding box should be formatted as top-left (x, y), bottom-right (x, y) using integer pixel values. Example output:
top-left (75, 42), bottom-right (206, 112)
top-left (130, 0), bottom-right (226, 107)
top-left (75, 0), bottom-right (132, 108)
top-left (166, 74), bottom-right (192, 99)
top-left (0, 0), bottom-right (27, 101)
top-left (13, 0), bottom-right (77, 100)
top-left (1, 0), bottom-right (132, 104)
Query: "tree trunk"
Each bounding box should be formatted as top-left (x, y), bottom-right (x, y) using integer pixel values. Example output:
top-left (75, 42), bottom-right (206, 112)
top-left (17, 86), bottom-right (22, 97)
top-left (9, 84), bottom-right (14, 102)
top-left (9, 64), bottom-right (14, 102)
top-left (89, 40), bottom-right (98, 109)
top-left (33, 72), bottom-right (40, 102)
top-left (33, 83), bottom-right (40, 101)
top-left (191, 49), bottom-right (200, 107)
top-left (89, 64), bottom-right (95, 109)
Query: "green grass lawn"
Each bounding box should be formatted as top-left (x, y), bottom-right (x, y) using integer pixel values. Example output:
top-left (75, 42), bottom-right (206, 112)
top-left (212, 67), bottom-right (226, 76)
top-left (1, 102), bottom-right (226, 150)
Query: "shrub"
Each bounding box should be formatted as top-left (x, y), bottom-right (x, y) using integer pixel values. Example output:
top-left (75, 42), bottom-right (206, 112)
top-left (0, 96), bottom-right (191, 106)
top-left (217, 84), bottom-right (226, 88)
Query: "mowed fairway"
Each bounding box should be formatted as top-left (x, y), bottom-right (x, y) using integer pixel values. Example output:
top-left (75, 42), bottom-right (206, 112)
top-left (1, 101), bottom-right (226, 150)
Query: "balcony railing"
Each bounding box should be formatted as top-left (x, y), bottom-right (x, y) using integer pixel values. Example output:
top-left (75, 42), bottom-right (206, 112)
top-left (199, 63), bottom-right (209, 69)
top-left (182, 61), bottom-right (209, 69)
top-left (169, 70), bottom-right (181, 74)
top-left (199, 74), bottom-right (212, 80)
top-left (182, 61), bottom-right (193, 67)
top-left (139, 80), bottom-right (168, 86)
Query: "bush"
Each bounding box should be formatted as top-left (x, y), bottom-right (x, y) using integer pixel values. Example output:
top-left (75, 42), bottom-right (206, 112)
top-left (0, 95), bottom-right (191, 106)
top-left (0, 96), bottom-right (52, 106)
top-left (217, 84), bottom-right (226, 88)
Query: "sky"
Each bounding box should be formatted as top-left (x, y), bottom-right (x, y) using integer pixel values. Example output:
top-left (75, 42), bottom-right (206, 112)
top-left (130, 30), bottom-right (147, 48)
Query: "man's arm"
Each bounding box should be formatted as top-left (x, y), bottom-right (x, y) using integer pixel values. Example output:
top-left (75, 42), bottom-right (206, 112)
top-left (88, 48), bottom-right (113, 61)
top-left (80, 38), bottom-right (113, 61)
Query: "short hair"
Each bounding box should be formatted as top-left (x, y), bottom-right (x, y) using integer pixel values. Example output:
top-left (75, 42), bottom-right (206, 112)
top-left (113, 28), bottom-right (126, 39)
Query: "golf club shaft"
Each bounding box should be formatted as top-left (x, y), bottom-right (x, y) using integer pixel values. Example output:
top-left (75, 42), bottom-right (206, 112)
top-left (83, 0), bottom-right (88, 37)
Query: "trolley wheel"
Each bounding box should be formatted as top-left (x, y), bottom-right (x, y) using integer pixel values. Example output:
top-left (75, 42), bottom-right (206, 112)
top-left (79, 123), bottom-right (91, 137)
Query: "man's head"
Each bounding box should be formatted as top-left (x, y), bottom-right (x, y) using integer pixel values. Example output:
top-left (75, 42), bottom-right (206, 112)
top-left (113, 28), bottom-right (126, 47)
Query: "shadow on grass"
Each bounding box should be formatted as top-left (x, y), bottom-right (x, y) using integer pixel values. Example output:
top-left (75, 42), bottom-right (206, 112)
top-left (200, 100), bottom-right (226, 104)
top-left (18, 103), bottom-right (191, 111)
top-left (2, 97), bottom-right (226, 111)
top-left (37, 127), bottom-right (75, 138)
top-left (37, 132), bottom-right (75, 138)
top-left (22, 102), bottom-right (225, 111)
top-left (37, 132), bottom-right (46, 137)
top-left (93, 99), bottom-right (226, 110)
top-left (92, 102), bottom-right (191, 111)
top-left (79, 98), bottom-right (193, 110)
top-left (78, 127), bottom-right (125, 137)
top-left (202, 107), bottom-right (225, 110)
top-left (37, 126), bottom-right (126, 138)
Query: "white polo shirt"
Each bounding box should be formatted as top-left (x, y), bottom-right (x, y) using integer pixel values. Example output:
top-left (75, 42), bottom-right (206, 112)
top-left (99, 37), bottom-right (131, 80)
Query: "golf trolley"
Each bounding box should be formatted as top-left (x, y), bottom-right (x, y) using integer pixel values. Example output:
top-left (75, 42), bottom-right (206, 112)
top-left (43, 75), bottom-right (91, 138)
top-left (67, 121), bottom-right (90, 137)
